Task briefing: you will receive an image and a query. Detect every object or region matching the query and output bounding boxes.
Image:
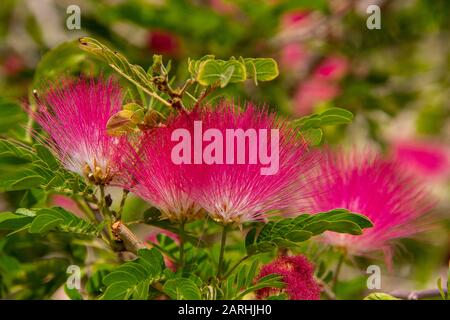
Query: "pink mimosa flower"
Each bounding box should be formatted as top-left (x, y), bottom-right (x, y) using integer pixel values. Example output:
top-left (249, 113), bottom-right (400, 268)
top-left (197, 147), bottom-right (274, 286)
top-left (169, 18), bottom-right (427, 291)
top-left (281, 10), bottom-right (311, 29)
top-left (256, 255), bottom-right (321, 300)
top-left (391, 139), bottom-right (450, 181)
top-left (125, 103), bottom-right (318, 224)
top-left (313, 55), bottom-right (348, 81)
top-left (280, 43), bottom-right (310, 71)
top-left (33, 77), bottom-right (126, 185)
top-left (147, 29), bottom-right (180, 56)
top-left (186, 103), bottom-right (317, 224)
top-left (302, 148), bottom-right (435, 257)
top-left (123, 128), bottom-right (204, 222)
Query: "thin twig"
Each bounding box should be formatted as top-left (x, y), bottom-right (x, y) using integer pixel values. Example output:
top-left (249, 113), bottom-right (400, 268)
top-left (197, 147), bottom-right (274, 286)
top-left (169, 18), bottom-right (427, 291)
top-left (112, 220), bottom-right (147, 255)
top-left (390, 288), bottom-right (448, 300)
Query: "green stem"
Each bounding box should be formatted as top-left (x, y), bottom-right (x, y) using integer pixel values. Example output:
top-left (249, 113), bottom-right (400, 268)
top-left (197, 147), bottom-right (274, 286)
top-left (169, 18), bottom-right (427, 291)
top-left (332, 251), bottom-right (345, 290)
top-left (222, 255), bottom-right (250, 279)
top-left (73, 196), bottom-right (97, 223)
top-left (117, 189), bottom-right (129, 219)
top-left (178, 220), bottom-right (186, 269)
top-left (217, 225), bottom-right (228, 278)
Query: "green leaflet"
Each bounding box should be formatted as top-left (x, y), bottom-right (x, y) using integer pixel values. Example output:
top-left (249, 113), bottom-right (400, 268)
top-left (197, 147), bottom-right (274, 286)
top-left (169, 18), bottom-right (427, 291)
top-left (101, 249), bottom-right (165, 300)
top-left (246, 208), bottom-right (372, 255)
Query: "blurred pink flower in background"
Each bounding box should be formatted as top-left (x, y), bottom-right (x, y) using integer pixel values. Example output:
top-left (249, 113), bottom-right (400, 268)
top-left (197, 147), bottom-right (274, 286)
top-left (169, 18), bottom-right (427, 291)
top-left (280, 43), bottom-right (310, 71)
top-left (391, 139), bottom-right (450, 181)
top-left (209, 0), bottom-right (238, 15)
top-left (256, 255), bottom-right (321, 300)
top-left (293, 78), bottom-right (339, 115)
top-left (147, 30), bottom-right (180, 56)
top-left (281, 10), bottom-right (311, 29)
top-left (2, 53), bottom-right (25, 76)
top-left (146, 228), bottom-right (179, 271)
top-left (293, 55), bottom-right (348, 115)
top-left (313, 55), bottom-right (349, 81)
top-left (146, 228), bottom-right (180, 245)
top-left (301, 148), bottom-right (435, 260)
top-left (50, 195), bottom-right (84, 218)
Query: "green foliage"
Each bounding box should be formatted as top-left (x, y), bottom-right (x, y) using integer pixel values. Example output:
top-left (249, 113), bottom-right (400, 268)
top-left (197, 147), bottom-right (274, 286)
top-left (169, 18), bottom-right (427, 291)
top-left (0, 98), bottom-right (27, 136)
top-left (33, 41), bottom-right (88, 86)
top-left (101, 249), bottom-right (165, 300)
top-left (0, 139), bottom-right (89, 194)
top-left (163, 277), bottom-right (202, 300)
top-left (189, 56), bottom-right (278, 87)
top-left (436, 264), bottom-right (449, 300)
top-left (246, 209), bottom-right (372, 255)
top-left (293, 108), bottom-right (354, 146)
top-left (1, 207), bottom-right (101, 237)
top-left (364, 293), bottom-right (401, 300)
top-left (78, 37), bottom-right (163, 105)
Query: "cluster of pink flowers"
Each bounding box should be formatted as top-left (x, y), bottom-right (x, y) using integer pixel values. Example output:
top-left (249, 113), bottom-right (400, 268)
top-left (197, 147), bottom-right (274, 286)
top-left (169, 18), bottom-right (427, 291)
top-left (123, 103), bottom-right (319, 224)
top-left (33, 77), bottom-right (436, 263)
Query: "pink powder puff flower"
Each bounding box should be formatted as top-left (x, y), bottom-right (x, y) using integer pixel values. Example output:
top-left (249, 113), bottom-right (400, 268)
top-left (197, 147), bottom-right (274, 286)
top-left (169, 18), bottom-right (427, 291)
top-left (302, 148), bottom-right (435, 258)
top-left (391, 139), bottom-right (450, 181)
top-left (187, 103), bottom-right (318, 225)
top-left (313, 55), bottom-right (349, 81)
top-left (33, 77), bottom-right (126, 185)
top-left (124, 103), bottom-right (318, 224)
top-left (280, 43), bottom-right (310, 71)
top-left (147, 29), bottom-right (180, 56)
top-left (256, 255), bottom-right (321, 300)
top-left (280, 10), bottom-right (311, 29)
top-left (122, 128), bottom-right (204, 223)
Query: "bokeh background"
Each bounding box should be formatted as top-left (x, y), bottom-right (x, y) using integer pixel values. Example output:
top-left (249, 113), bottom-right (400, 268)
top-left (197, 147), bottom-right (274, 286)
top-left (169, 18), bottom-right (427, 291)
top-left (0, 0), bottom-right (449, 299)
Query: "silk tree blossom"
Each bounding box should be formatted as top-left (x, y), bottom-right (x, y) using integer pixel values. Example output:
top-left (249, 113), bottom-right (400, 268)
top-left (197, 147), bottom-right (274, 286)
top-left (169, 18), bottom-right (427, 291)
top-left (123, 127), bottom-right (204, 222)
top-left (185, 103), bottom-right (318, 225)
top-left (391, 139), bottom-right (450, 181)
top-left (256, 255), bottom-right (321, 300)
top-left (124, 103), bottom-right (318, 224)
top-left (302, 148), bottom-right (435, 258)
top-left (33, 77), bottom-right (126, 185)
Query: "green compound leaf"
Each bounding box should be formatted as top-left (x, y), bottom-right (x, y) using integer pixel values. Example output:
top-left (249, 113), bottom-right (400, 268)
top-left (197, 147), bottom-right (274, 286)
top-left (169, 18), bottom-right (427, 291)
top-left (102, 249), bottom-right (165, 300)
top-left (196, 59), bottom-right (246, 87)
top-left (28, 207), bottom-right (101, 236)
top-left (244, 58), bottom-right (279, 84)
top-left (163, 278), bottom-right (202, 300)
top-left (246, 208), bottom-right (372, 254)
top-left (364, 293), bottom-right (401, 300)
top-left (293, 107), bottom-right (354, 131)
